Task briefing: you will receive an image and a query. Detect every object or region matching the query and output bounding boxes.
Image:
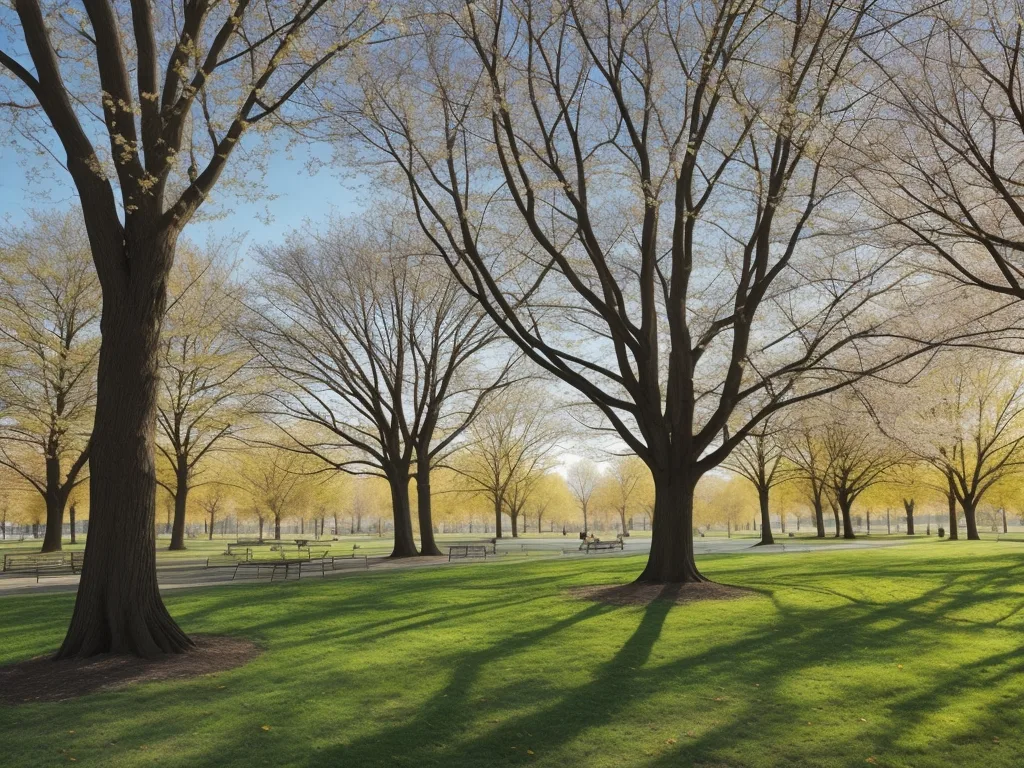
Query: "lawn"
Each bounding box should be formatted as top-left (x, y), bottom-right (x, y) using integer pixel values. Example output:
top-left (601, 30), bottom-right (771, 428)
top-left (1, 542), bottom-right (1022, 768)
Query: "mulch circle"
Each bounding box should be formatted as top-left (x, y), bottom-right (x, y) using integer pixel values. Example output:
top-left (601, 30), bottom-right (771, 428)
top-left (0, 635), bottom-right (261, 705)
top-left (568, 581), bottom-right (754, 606)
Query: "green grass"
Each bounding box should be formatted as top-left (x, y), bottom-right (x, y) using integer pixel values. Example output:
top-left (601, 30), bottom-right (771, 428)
top-left (2, 542), bottom-right (1023, 767)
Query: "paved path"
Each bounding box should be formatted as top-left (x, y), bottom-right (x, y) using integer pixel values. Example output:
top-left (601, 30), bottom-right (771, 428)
top-left (0, 536), bottom-right (928, 598)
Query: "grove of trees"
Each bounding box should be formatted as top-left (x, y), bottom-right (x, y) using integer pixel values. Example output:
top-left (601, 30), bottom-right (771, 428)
top-left (3, 0), bottom-right (1024, 658)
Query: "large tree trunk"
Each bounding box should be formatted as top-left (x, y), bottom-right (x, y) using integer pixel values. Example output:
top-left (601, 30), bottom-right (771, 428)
top-left (510, 510), bottom-right (519, 537)
top-left (389, 474), bottom-right (418, 557)
top-left (839, 500), bottom-right (856, 539)
top-left (757, 486), bottom-right (775, 545)
top-left (274, 513), bottom-right (281, 540)
top-left (69, 503), bottom-right (77, 545)
top-left (962, 499), bottom-right (980, 540)
top-left (169, 463), bottom-right (189, 551)
top-left (830, 501), bottom-right (841, 538)
top-left (813, 497), bottom-right (825, 538)
top-left (57, 237), bottom-right (192, 658)
top-left (40, 455), bottom-right (66, 553)
top-left (619, 508), bottom-right (629, 536)
top-left (208, 509), bottom-right (215, 541)
top-left (904, 500), bottom-right (915, 535)
top-left (415, 460), bottom-right (442, 556)
top-left (637, 470), bottom-right (704, 583)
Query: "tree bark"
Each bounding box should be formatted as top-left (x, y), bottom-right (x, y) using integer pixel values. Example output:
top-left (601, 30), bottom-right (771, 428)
top-left (40, 455), bottom-right (68, 553)
top-left (169, 463), bottom-right (189, 550)
top-left (839, 500), bottom-right (856, 539)
top-left (415, 460), bottom-right (442, 556)
top-left (208, 509), bottom-right (215, 541)
top-left (757, 486), bottom-right (775, 545)
top-left (57, 236), bottom-right (192, 658)
top-left (962, 499), bottom-right (980, 540)
top-left (1002, 507), bottom-right (1008, 534)
top-left (830, 501), bottom-right (841, 538)
top-left (69, 503), bottom-right (77, 545)
top-left (389, 475), bottom-right (418, 557)
top-left (493, 493), bottom-right (504, 538)
top-left (904, 500), bottom-right (915, 535)
top-left (813, 498), bottom-right (825, 538)
top-left (636, 471), bottom-right (705, 583)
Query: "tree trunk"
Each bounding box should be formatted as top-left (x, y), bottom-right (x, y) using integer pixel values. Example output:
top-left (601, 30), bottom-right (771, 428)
top-left (416, 460), bottom-right (442, 556)
top-left (57, 237), bottom-right (192, 658)
top-left (69, 503), bottom-right (77, 545)
top-left (41, 455), bottom-right (66, 553)
top-left (962, 499), bottom-right (980, 540)
top-left (169, 463), bottom-right (189, 551)
top-left (389, 474), bottom-right (418, 557)
top-left (511, 510), bottom-right (519, 537)
top-left (274, 513), bottom-right (282, 540)
top-left (947, 488), bottom-right (959, 540)
top-left (1002, 507), bottom-right (1008, 534)
top-left (830, 501), bottom-right (841, 538)
top-left (757, 486), bottom-right (775, 545)
top-left (208, 509), bottom-right (215, 541)
top-left (493, 493), bottom-right (504, 538)
top-left (636, 470), bottom-right (704, 583)
top-left (813, 498), bottom-right (825, 538)
top-left (839, 500), bottom-right (856, 539)
top-left (904, 500), bottom-right (915, 535)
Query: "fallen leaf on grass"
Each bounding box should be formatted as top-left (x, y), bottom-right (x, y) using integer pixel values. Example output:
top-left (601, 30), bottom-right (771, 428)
top-left (666, 738), bottom-right (677, 745)
top-left (261, 725), bottom-right (272, 732)
top-left (866, 757), bottom-right (878, 764)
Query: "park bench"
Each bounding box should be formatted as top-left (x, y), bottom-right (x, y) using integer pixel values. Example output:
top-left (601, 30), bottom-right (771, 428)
top-left (206, 555), bottom-right (245, 569)
top-left (233, 556), bottom-right (336, 582)
top-left (2, 551), bottom-right (83, 582)
top-left (579, 536), bottom-right (625, 553)
top-left (448, 545), bottom-right (489, 561)
top-left (325, 553), bottom-right (369, 571)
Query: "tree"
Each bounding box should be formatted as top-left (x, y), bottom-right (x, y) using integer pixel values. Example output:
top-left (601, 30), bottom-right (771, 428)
top-left (0, 213), bottom-right (98, 553)
top-left (245, 216), bottom-right (509, 556)
top-left (600, 456), bottom-right (651, 537)
top-left (822, 403), bottom-right (902, 539)
top-left (1, 0), bottom-right (382, 657)
top-left (921, 361), bottom-right (1024, 540)
top-left (454, 386), bottom-right (560, 538)
top-left (725, 415), bottom-right (790, 545)
top-left (567, 459), bottom-right (601, 535)
top-left (865, 4), bottom-right (1024, 304)
top-left (239, 445), bottom-right (311, 541)
top-left (157, 248), bottom-right (250, 551)
top-left (527, 473), bottom-right (574, 535)
top-left (784, 418), bottom-right (835, 538)
top-left (346, 0), bottom-right (946, 582)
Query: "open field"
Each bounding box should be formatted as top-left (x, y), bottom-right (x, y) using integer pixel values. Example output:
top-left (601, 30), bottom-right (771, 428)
top-left (2, 541), bottom-right (1023, 768)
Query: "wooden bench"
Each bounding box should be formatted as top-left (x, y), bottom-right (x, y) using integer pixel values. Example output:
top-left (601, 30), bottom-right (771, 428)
top-left (325, 553), bottom-right (369, 571)
top-left (2, 551), bottom-right (83, 582)
top-left (579, 538), bottom-right (624, 553)
top-left (448, 545), bottom-right (489, 562)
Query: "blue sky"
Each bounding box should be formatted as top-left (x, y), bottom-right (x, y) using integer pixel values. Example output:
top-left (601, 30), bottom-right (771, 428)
top-left (0, 137), bottom-right (367, 263)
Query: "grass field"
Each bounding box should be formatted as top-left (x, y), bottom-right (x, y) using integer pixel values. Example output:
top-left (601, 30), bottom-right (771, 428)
top-left (1, 541), bottom-right (1023, 767)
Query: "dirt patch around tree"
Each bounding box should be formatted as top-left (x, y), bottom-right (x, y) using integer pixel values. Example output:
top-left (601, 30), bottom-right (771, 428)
top-left (568, 581), bottom-right (754, 606)
top-left (0, 635), bottom-right (261, 705)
